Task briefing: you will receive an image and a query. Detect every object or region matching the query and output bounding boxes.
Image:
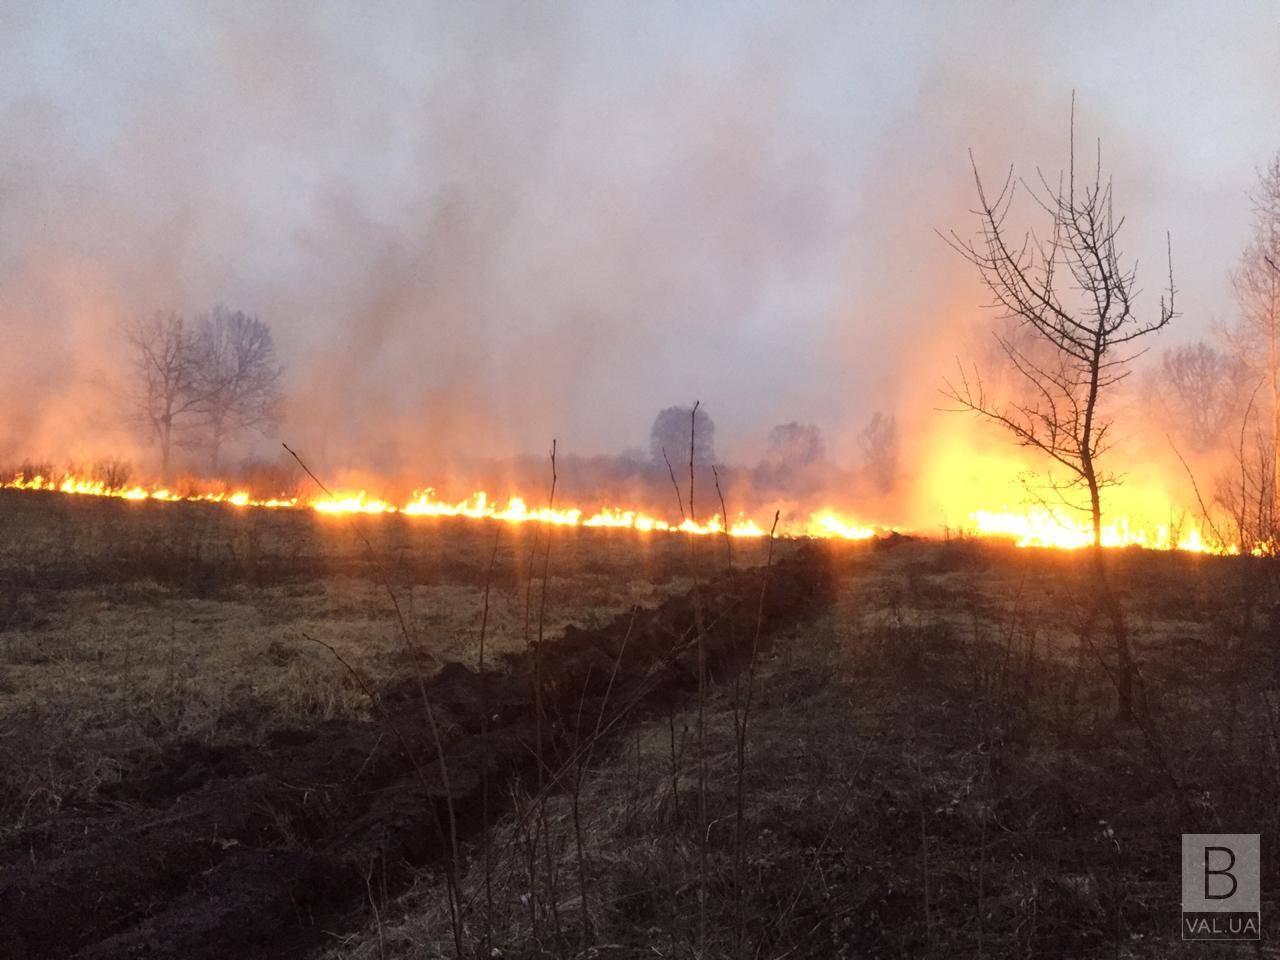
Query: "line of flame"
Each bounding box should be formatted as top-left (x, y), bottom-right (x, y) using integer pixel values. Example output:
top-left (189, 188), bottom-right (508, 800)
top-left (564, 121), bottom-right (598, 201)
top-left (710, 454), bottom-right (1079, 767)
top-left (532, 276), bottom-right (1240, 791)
top-left (969, 507), bottom-right (1225, 554)
top-left (0, 474), bottom-right (867, 541)
top-left (2, 472), bottom-right (1243, 553)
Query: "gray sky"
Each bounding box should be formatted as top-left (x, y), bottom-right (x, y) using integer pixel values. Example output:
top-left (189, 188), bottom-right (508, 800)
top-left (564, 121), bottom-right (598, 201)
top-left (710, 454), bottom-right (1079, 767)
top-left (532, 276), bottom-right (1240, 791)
top-left (2, 1), bottom-right (1277, 472)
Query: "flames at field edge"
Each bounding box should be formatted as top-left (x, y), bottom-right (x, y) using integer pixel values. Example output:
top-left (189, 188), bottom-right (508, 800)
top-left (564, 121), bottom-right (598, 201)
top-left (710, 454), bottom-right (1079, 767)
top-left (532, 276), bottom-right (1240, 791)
top-left (2, 471), bottom-right (1262, 555)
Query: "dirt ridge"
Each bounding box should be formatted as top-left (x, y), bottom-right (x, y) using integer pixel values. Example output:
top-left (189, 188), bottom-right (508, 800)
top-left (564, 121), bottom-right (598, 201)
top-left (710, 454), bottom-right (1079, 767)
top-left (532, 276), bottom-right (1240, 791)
top-left (0, 545), bottom-right (833, 960)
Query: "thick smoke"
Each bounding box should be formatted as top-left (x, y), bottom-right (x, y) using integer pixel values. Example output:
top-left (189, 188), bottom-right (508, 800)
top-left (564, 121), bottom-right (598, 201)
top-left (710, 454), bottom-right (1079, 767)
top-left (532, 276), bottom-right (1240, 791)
top-left (1, 2), bottom-right (1277, 525)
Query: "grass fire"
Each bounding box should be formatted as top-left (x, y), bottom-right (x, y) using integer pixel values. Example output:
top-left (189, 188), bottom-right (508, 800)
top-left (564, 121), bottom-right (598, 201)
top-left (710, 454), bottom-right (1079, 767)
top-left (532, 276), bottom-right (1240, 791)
top-left (2, 5), bottom-right (1279, 960)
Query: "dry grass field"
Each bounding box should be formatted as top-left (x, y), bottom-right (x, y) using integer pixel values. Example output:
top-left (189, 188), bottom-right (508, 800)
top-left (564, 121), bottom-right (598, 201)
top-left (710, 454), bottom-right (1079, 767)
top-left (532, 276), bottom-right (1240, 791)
top-left (0, 489), bottom-right (766, 823)
top-left (2, 489), bottom-right (1279, 959)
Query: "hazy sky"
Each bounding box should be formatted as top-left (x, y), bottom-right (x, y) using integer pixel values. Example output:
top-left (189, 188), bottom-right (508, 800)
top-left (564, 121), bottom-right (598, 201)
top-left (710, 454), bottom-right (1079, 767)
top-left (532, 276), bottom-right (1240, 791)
top-left (2, 1), bottom-right (1277, 471)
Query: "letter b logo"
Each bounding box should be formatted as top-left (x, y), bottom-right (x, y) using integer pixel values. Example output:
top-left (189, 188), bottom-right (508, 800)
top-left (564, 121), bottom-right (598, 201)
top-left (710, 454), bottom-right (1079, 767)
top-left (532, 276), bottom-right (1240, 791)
top-left (1183, 834), bottom-right (1260, 941)
top-left (1204, 846), bottom-right (1237, 900)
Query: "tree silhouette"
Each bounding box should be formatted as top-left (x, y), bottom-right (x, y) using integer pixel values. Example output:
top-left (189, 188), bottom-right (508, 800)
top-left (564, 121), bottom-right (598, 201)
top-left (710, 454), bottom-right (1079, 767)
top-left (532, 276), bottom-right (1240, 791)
top-left (650, 405), bottom-right (715, 467)
top-left (191, 306), bottom-right (283, 472)
top-left (942, 103), bottom-right (1175, 719)
top-left (124, 311), bottom-right (202, 477)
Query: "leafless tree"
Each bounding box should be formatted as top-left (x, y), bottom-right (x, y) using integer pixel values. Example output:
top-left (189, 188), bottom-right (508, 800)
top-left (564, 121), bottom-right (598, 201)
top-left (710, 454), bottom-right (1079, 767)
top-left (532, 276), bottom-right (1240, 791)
top-left (942, 104), bottom-right (1175, 719)
top-left (765, 421), bottom-right (825, 466)
top-left (649, 404), bottom-right (715, 467)
top-left (1213, 384), bottom-right (1277, 556)
top-left (191, 306), bottom-right (283, 472)
top-left (857, 411), bottom-right (897, 493)
top-left (1229, 154), bottom-right (1280, 515)
top-left (124, 311), bottom-right (202, 476)
top-left (1153, 340), bottom-right (1246, 454)
top-left (754, 421), bottom-right (826, 492)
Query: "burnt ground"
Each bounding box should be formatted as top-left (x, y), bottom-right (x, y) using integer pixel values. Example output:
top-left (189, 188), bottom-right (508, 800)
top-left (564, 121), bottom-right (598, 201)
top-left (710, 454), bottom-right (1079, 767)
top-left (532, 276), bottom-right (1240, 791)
top-left (1, 538), bottom-right (833, 960)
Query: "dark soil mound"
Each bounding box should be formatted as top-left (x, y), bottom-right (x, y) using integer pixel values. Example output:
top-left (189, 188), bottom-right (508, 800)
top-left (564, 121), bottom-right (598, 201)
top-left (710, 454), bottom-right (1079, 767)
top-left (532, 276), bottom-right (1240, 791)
top-left (1, 546), bottom-right (833, 959)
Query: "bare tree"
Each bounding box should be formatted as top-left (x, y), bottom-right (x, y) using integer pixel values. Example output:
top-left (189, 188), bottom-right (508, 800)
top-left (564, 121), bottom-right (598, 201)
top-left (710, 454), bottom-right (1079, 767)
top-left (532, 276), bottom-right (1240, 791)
top-left (942, 104), bottom-right (1175, 719)
top-left (857, 411), bottom-right (898, 493)
top-left (753, 421), bottom-right (826, 494)
top-left (125, 310), bottom-right (202, 476)
top-left (1153, 341), bottom-right (1246, 453)
top-left (1229, 154), bottom-right (1280, 515)
top-left (649, 404), bottom-right (715, 467)
top-left (764, 421), bottom-right (825, 466)
top-left (1213, 384), bottom-right (1277, 556)
top-left (191, 306), bottom-right (283, 472)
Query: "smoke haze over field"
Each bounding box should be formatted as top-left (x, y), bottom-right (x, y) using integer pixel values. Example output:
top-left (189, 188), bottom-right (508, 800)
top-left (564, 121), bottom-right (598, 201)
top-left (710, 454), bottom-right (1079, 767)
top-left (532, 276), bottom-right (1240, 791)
top-left (2, 2), bottom-right (1278, 522)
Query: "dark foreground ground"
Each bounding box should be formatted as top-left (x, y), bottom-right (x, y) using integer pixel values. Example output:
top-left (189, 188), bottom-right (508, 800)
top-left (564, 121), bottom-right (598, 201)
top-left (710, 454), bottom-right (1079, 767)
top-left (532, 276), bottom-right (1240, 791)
top-left (2, 489), bottom-right (1279, 958)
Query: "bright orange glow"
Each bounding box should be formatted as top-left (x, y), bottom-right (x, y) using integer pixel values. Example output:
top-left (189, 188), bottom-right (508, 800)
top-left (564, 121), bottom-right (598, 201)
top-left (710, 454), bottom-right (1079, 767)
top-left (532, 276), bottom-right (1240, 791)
top-left (0, 467), bottom-right (1248, 553)
top-left (805, 512), bottom-right (878, 541)
top-left (2, 472), bottom-right (876, 541)
top-left (969, 508), bottom-right (1216, 553)
top-left (311, 493), bottom-right (396, 515)
top-left (4, 473), bottom-right (300, 509)
top-left (908, 418), bottom-right (1239, 553)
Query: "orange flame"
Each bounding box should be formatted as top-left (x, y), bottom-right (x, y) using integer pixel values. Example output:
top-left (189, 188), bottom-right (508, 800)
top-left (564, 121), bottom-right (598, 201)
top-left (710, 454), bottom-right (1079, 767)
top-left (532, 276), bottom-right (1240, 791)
top-left (1, 472), bottom-right (882, 541)
top-left (0, 470), bottom-right (1242, 552)
top-left (969, 508), bottom-right (1217, 553)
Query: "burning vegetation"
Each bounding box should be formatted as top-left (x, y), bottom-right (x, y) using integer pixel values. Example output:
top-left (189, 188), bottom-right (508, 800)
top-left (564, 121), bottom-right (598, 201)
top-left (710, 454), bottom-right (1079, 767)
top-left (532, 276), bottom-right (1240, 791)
top-left (7, 137), bottom-right (1280, 557)
top-left (3, 8), bottom-right (1280, 960)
